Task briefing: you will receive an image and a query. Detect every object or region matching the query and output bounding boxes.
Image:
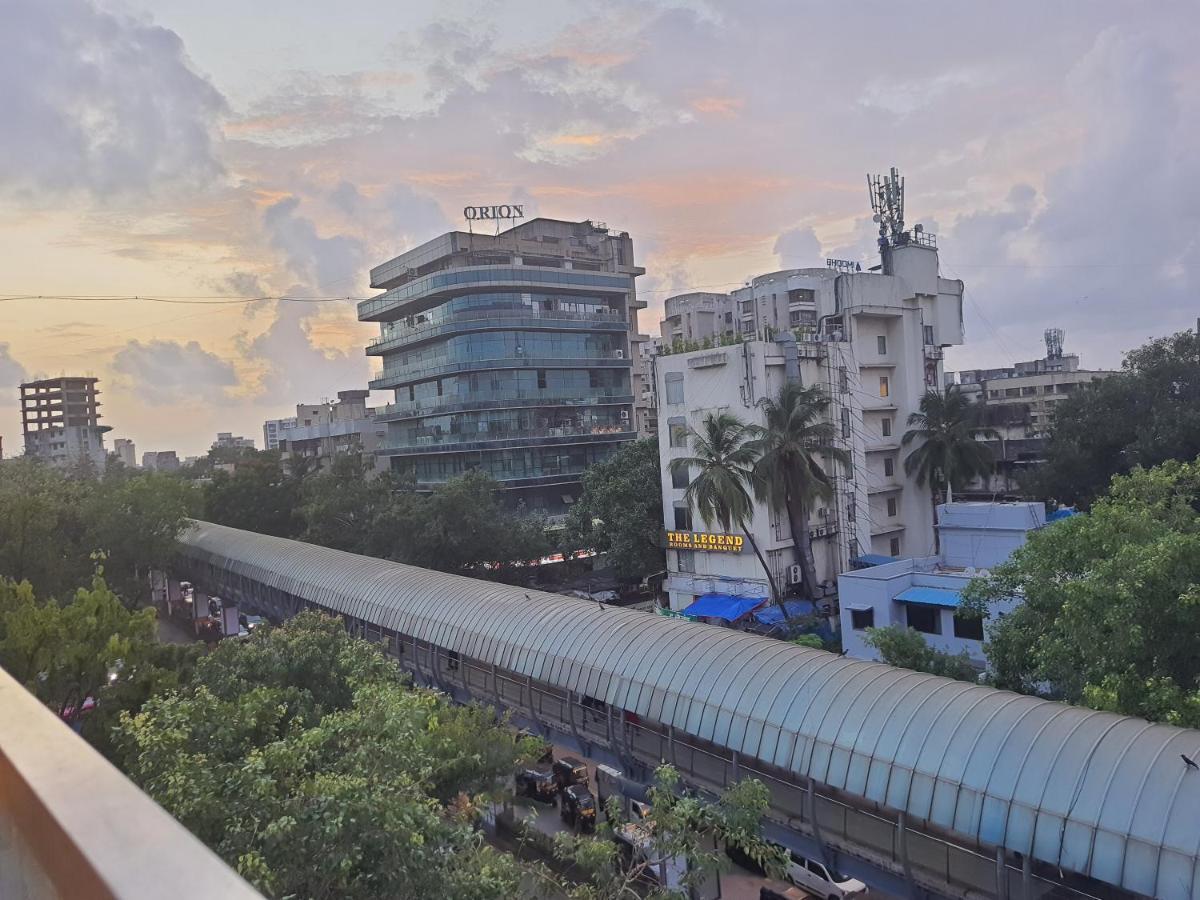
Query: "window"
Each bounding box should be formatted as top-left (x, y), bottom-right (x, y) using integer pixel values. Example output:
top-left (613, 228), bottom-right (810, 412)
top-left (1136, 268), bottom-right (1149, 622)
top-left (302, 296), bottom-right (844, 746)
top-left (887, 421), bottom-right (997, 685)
top-left (671, 464), bottom-right (689, 489)
top-left (953, 613), bottom-right (984, 640)
top-left (673, 505), bottom-right (692, 531)
top-left (906, 603), bottom-right (941, 634)
top-left (838, 366), bottom-right (848, 392)
top-left (676, 549), bottom-right (695, 573)
top-left (879, 376), bottom-right (890, 398)
top-left (668, 420), bottom-right (688, 449)
top-left (923, 324), bottom-right (935, 345)
top-left (537, 369), bottom-right (547, 389)
top-left (665, 373), bottom-right (684, 405)
top-left (883, 456), bottom-right (895, 477)
top-left (850, 608), bottom-right (875, 630)
top-left (881, 417), bottom-right (892, 437)
top-left (841, 408), bottom-right (851, 439)
top-left (887, 497), bottom-right (898, 517)
top-left (889, 536), bottom-right (901, 556)
top-left (877, 335), bottom-right (887, 355)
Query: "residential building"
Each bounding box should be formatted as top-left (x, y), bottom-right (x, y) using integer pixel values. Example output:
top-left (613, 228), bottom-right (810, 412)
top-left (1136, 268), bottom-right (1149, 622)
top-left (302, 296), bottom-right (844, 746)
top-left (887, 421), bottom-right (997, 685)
top-left (659, 292), bottom-right (736, 347)
top-left (113, 437), bottom-right (137, 468)
top-left (951, 330), bottom-right (1115, 495)
top-left (359, 217), bottom-right (645, 514)
top-left (262, 416), bottom-right (298, 450)
top-left (141, 450), bottom-right (180, 472)
top-left (657, 179), bottom-right (964, 611)
top-left (211, 432), bottom-right (255, 451)
top-left (838, 501), bottom-right (1046, 666)
top-left (275, 389), bottom-right (388, 474)
top-left (20, 376), bottom-right (110, 469)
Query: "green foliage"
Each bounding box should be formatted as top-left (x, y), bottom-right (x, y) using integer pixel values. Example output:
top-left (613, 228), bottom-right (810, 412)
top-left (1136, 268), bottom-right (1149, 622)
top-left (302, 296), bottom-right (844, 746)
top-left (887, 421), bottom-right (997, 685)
top-left (567, 439), bottom-right (665, 581)
top-left (902, 385), bottom-right (998, 500)
top-left (1030, 329), bottom-right (1200, 507)
top-left (747, 383), bottom-right (848, 600)
top-left (549, 765), bottom-right (787, 900)
top-left (117, 611), bottom-right (528, 900)
top-left (0, 572), bottom-right (192, 756)
top-left (863, 625), bottom-right (979, 682)
top-left (961, 458), bottom-right (1200, 724)
top-left (789, 634), bottom-right (824, 650)
top-left (200, 451), bottom-right (302, 538)
top-left (0, 458), bottom-right (195, 601)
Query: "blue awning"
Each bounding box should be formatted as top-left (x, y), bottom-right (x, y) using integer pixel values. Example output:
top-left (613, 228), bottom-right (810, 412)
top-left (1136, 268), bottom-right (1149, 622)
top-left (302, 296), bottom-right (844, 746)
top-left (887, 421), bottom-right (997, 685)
top-left (681, 593), bottom-right (766, 621)
top-left (753, 599), bottom-right (818, 626)
top-left (851, 554), bottom-right (899, 569)
top-left (895, 587), bottom-right (962, 608)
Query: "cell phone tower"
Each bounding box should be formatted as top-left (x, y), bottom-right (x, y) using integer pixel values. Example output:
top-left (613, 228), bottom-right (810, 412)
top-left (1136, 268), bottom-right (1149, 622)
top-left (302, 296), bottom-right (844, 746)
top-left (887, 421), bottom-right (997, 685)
top-left (1045, 328), bottom-right (1065, 360)
top-left (868, 167), bottom-right (906, 252)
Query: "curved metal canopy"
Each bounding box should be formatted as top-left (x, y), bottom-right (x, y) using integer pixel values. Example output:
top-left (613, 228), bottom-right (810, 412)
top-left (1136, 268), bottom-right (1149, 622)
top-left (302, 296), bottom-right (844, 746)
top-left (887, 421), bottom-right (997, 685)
top-left (179, 520), bottom-right (1200, 899)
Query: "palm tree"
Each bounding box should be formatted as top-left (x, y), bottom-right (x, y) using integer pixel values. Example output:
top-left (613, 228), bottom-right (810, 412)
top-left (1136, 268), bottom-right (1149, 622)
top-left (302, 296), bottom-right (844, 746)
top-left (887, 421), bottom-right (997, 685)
top-left (902, 385), bottom-right (999, 551)
top-left (671, 412), bottom-right (782, 608)
top-left (746, 383), bottom-right (849, 601)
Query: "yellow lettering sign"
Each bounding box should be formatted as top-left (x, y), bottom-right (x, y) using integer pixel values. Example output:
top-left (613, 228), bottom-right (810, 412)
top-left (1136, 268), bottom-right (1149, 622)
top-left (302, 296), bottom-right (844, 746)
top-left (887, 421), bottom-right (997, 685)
top-left (664, 531), bottom-right (744, 552)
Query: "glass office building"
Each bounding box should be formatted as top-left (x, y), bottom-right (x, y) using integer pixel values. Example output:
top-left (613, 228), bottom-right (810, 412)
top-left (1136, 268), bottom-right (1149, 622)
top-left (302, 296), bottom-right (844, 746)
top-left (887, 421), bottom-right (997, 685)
top-left (361, 218), bottom-right (645, 514)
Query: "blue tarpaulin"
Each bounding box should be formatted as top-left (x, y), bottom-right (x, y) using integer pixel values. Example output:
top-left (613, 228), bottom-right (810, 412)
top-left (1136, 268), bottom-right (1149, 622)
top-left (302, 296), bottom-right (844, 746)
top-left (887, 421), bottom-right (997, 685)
top-left (753, 599), bottom-right (818, 626)
top-left (681, 593), bottom-right (766, 621)
top-left (1046, 506), bottom-right (1077, 523)
top-left (851, 554), bottom-right (899, 569)
top-left (895, 586), bottom-right (962, 608)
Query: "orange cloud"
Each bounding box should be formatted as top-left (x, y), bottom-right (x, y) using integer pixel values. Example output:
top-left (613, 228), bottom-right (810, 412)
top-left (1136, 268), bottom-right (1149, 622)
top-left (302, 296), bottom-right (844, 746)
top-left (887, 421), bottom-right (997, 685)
top-left (690, 96), bottom-right (744, 117)
top-left (547, 133), bottom-right (610, 147)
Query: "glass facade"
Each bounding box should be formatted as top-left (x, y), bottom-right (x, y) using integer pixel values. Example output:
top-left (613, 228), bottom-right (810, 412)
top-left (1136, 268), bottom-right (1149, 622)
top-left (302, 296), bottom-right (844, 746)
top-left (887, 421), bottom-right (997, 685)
top-left (361, 251), bottom-right (640, 511)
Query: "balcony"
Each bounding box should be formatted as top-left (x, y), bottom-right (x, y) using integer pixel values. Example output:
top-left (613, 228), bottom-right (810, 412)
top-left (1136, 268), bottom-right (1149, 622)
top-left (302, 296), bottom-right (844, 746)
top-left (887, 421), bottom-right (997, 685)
top-left (366, 308), bottom-right (627, 355)
top-left (380, 423), bottom-right (636, 456)
top-left (0, 667), bottom-right (260, 900)
top-left (375, 390), bottom-right (635, 423)
top-left (370, 355), bottom-right (630, 391)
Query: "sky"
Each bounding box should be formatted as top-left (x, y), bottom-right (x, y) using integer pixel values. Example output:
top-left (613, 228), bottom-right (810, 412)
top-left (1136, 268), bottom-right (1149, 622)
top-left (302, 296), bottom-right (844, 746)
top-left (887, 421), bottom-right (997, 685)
top-left (1, 0), bottom-right (1198, 457)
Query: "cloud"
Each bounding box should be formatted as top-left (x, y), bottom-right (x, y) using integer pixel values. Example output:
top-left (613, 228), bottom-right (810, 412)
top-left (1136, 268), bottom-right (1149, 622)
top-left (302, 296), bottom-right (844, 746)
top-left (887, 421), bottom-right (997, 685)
top-left (263, 197), bottom-right (365, 294)
top-left (111, 340), bottom-right (238, 406)
top-left (0, 0), bottom-right (226, 198)
top-left (0, 342), bottom-right (27, 393)
top-left (774, 226), bottom-right (823, 269)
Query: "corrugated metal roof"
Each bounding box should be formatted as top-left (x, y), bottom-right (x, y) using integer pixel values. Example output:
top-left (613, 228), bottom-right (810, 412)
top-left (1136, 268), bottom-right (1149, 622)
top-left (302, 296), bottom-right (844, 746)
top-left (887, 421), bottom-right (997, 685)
top-left (178, 520), bottom-right (1200, 900)
top-left (894, 586), bottom-right (962, 608)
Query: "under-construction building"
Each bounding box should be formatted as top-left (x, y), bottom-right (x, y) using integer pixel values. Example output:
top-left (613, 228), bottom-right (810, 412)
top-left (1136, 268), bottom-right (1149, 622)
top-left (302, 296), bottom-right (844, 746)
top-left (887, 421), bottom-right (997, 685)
top-left (20, 376), bottom-right (111, 469)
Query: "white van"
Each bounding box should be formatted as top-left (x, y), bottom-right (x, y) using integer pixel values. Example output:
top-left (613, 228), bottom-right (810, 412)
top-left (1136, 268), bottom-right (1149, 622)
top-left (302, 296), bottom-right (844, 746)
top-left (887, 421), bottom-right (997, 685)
top-left (784, 851), bottom-right (868, 899)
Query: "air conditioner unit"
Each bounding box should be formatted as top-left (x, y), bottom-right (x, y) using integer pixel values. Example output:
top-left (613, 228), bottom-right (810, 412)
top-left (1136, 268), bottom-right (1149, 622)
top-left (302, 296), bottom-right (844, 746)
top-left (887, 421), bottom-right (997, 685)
top-left (614, 350), bottom-right (625, 359)
top-left (619, 409), bottom-right (630, 421)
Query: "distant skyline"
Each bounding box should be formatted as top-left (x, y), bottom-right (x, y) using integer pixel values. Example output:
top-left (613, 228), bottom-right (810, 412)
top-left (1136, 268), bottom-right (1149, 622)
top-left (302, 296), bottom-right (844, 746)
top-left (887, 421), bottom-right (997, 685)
top-left (2, 0), bottom-right (1198, 456)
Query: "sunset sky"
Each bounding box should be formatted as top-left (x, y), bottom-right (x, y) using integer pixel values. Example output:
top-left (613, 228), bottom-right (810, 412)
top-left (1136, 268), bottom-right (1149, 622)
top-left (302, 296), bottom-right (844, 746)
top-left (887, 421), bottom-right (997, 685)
top-left (2, 0), bottom-right (1198, 456)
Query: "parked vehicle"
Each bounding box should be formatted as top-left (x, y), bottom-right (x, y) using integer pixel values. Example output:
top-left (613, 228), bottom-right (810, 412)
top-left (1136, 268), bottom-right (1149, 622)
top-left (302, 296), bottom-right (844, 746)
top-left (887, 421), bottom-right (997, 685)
top-left (515, 764), bottom-right (557, 803)
top-left (760, 883), bottom-right (814, 900)
top-left (552, 755), bottom-right (588, 791)
top-left (239, 613), bottom-right (265, 632)
top-left (613, 822), bottom-right (686, 891)
top-left (560, 783), bottom-right (597, 832)
top-left (783, 851), bottom-right (867, 899)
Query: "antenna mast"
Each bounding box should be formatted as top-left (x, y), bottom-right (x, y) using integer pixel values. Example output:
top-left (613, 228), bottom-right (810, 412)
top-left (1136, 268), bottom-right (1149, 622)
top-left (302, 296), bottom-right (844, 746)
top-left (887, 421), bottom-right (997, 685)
top-left (867, 166), bottom-right (906, 250)
top-left (1044, 328), bottom-right (1065, 360)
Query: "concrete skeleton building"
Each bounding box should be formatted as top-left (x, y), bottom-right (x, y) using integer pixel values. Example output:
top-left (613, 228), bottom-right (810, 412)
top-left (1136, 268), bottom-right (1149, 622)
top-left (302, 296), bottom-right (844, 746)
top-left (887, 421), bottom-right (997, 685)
top-left (273, 390), bottom-right (388, 474)
top-left (19, 376), bottom-right (110, 469)
top-left (950, 329), bottom-right (1115, 495)
top-left (838, 501), bottom-right (1049, 666)
top-left (359, 217), bottom-right (648, 514)
top-left (656, 174), bottom-right (964, 611)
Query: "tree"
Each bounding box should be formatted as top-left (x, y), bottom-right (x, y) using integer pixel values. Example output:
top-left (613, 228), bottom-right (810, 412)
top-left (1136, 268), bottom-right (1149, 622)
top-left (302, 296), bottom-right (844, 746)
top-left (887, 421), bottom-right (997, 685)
top-left (117, 611), bottom-right (530, 899)
top-left (548, 765), bottom-right (787, 900)
top-left (298, 454), bottom-right (404, 555)
top-left (388, 470), bottom-right (551, 579)
top-left (961, 458), bottom-right (1200, 725)
top-left (671, 413), bottom-right (781, 606)
top-left (1030, 328), bottom-right (1200, 507)
top-left (902, 385), bottom-right (997, 551)
top-left (201, 451), bottom-right (302, 538)
top-left (567, 439), bottom-right (665, 582)
top-left (747, 383), bottom-right (848, 601)
top-left (0, 570), bottom-right (192, 757)
top-left (863, 625), bottom-right (978, 682)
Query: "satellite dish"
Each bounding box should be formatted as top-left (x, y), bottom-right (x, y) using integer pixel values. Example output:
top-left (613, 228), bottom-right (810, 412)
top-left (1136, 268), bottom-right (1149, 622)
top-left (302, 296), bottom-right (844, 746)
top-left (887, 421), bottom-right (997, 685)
top-left (914, 223), bottom-right (924, 233)
top-left (872, 214), bottom-right (882, 223)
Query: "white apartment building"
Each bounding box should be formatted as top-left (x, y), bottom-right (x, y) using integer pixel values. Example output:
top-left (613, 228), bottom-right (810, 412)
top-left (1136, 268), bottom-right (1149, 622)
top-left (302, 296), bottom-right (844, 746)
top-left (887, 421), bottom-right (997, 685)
top-left (838, 501), bottom-right (1046, 666)
top-left (113, 438), bottom-right (136, 468)
top-left (274, 390), bottom-right (388, 474)
top-left (656, 232), bottom-right (964, 612)
top-left (212, 432), bottom-right (255, 451)
top-left (262, 416), bottom-right (298, 451)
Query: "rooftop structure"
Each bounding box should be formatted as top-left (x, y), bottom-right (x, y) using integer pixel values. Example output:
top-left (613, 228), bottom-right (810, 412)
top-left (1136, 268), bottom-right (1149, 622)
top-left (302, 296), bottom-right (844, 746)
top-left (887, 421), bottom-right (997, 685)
top-left (360, 217), bottom-right (646, 514)
top-left (274, 389), bottom-right (387, 474)
top-left (211, 432), bottom-right (255, 451)
top-left (20, 376), bottom-right (110, 469)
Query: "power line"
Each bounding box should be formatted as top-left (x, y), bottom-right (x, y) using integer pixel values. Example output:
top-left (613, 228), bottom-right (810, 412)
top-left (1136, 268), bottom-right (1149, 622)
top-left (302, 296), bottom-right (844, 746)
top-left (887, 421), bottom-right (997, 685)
top-left (0, 294), bottom-right (354, 305)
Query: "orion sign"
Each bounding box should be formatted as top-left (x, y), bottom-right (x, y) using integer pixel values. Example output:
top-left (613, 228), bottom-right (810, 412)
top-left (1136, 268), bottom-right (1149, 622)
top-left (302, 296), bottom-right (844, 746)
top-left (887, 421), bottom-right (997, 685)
top-left (464, 204), bottom-right (525, 221)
